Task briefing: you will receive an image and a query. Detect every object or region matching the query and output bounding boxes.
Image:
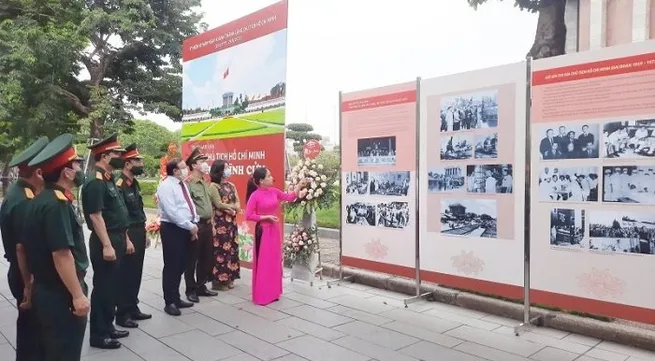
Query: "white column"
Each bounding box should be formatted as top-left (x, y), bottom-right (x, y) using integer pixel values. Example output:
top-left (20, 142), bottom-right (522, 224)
top-left (632, 0), bottom-right (650, 42)
top-left (589, 0), bottom-right (607, 49)
top-left (565, 0), bottom-right (580, 53)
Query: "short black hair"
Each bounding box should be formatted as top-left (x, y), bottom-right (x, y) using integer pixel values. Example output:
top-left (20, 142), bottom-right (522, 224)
top-left (166, 158), bottom-right (182, 176)
top-left (18, 168), bottom-right (35, 179)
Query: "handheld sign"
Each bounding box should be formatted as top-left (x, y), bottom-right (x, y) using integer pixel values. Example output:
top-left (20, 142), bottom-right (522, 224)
top-left (303, 140), bottom-right (321, 160)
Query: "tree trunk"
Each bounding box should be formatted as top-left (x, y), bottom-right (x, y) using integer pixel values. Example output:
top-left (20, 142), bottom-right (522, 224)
top-left (528, 0), bottom-right (568, 59)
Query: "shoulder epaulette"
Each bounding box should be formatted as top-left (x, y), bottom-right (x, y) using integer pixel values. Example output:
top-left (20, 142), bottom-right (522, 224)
top-left (54, 189), bottom-right (68, 202)
top-left (116, 178), bottom-right (124, 187)
top-left (95, 171), bottom-right (103, 180)
top-left (23, 188), bottom-right (34, 199)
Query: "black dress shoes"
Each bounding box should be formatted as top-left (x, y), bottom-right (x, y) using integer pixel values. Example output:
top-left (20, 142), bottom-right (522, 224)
top-left (186, 292), bottom-right (200, 303)
top-left (90, 338), bottom-right (121, 349)
top-left (110, 329), bottom-right (129, 339)
top-left (197, 286), bottom-right (218, 297)
top-left (131, 310), bottom-right (152, 320)
top-left (177, 299), bottom-right (194, 308)
top-left (164, 304), bottom-right (181, 316)
top-left (116, 317), bottom-right (138, 328)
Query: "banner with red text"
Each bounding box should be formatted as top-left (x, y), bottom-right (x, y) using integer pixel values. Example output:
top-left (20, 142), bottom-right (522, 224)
top-left (529, 41), bottom-right (655, 324)
top-left (181, 1), bottom-right (288, 264)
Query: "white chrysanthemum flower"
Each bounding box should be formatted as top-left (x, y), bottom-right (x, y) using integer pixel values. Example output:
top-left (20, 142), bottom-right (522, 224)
top-left (320, 175), bottom-right (327, 181)
top-left (320, 182), bottom-right (327, 188)
top-left (311, 182), bottom-right (318, 189)
top-left (318, 164), bottom-right (323, 169)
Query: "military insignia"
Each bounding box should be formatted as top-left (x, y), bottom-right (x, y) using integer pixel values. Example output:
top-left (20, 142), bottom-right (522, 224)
top-left (126, 179), bottom-right (132, 187)
top-left (54, 189), bottom-right (68, 202)
top-left (24, 188), bottom-right (34, 199)
top-left (96, 171), bottom-right (103, 180)
top-left (104, 172), bottom-right (111, 181)
top-left (64, 190), bottom-right (75, 201)
top-left (116, 178), bottom-right (124, 187)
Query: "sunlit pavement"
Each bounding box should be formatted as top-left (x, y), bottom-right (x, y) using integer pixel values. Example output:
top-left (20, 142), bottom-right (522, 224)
top-left (0, 230), bottom-right (654, 360)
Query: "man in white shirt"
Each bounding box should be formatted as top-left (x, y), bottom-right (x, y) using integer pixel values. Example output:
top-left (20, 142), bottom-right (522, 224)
top-left (156, 158), bottom-right (199, 316)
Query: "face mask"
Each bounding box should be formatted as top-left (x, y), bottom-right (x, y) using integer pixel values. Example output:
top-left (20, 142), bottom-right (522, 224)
top-left (200, 162), bottom-right (210, 174)
top-left (74, 170), bottom-right (86, 187)
top-left (179, 168), bottom-right (189, 179)
top-left (223, 167), bottom-right (232, 178)
top-left (131, 166), bottom-right (144, 176)
top-left (109, 157), bottom-right (124, 169)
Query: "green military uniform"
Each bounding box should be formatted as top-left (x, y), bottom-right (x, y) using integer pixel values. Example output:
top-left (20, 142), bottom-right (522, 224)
top-left (114, 144), bottom-right (151, 325)
top-left (0, 136), bottom-right (48, 361)
top-left (81, 133), bottom-right (129, 349)
top-left (22, 133), bottom-right (88, 361)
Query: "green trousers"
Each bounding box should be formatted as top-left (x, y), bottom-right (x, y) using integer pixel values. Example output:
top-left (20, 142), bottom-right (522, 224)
top-left (116, 224), bottom-right (147, 318)
top-left (89, 231), bottom-right (125, 340)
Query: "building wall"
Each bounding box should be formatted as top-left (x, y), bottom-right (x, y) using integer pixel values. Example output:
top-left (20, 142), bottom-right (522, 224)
top-left (566, 0), bottom-right (653, 52)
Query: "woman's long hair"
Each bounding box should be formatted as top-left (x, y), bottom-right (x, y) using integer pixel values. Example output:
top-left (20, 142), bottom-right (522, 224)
top-left (209, 160), bottom-right (226, 184)
top-left (246, 167), bottom-right (268, 203)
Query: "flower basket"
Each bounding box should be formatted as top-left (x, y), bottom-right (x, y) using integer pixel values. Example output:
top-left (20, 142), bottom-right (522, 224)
top-left (285, 158), bottom-right (336, 218)
top-left (145, 217), bottom-right (161, 248)
top-left (284, 225), bottom-right (319, 269)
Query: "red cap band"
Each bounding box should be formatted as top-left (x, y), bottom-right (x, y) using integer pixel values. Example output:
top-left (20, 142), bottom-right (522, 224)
top-left (123, 149), bottom-right (140, 159)
top-left (92, 141), bottom-right (122, 155)
top-left (41, 147), bottom-right (78, 175)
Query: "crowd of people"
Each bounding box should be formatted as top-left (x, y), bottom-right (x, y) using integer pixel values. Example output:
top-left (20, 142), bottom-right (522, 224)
top-left (605, 122), bottom-right (655, 158)
top-left (539, 168), bottom-right (599, 202)
top-left (376, 202), bottom-right (409, 228)
top-left (440, 96), bottom-right (496, 132)
top-left (590, 222), bottom-right (655, 254)
top-left (0, 134), bottom-right (306, 360)
top-left (603, 167), bottom-right (655, 202)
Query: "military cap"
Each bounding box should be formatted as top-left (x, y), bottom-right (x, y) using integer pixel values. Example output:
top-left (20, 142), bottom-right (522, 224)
top-left (88, 133), bottom-right (125, 155)
top-left (122, 143), bottom-right (143, 160)
top-left (185, 147), bottom-right (208, 165)
top-left (8, 136), bottom-right (50, 170)
top-left (28, 133), bottom-right (84, 175)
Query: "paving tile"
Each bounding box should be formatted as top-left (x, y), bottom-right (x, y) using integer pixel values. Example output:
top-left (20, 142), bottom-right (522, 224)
top-left (583, 348), bottom-right (631, 361)
top-left (271, 354), bottom-right (309, 361)
top-left (220, 330), bottom-right (289, 360)
top-left (380, 320), bottom-right (463, 347)
top-left (328, 294), bottom-right (395, 314)
top-left (266, 298), bottom-right (303, 310)
top-left (235, 302), bottom-right (291, 321)
top-left (228, 353), bottom-right (260, 361)
top-left (178, 312), bottom-right (234, 336)
top-left (283, 292), bottom-right (337, 309)
top-left (277, 335), bottom-right (369, 361)
top-left (480, 314), bottom-right (519, 327)
top-left (81, 348), bottom-right (143, 361)
top-left (160, 329), bottom-right (242, 361)
top-left (326, 305), bottom-right (393, 326)
top-left (334, 320), bottom-right (419, 350)
top-left (561, 333), bottom-right (602, 347)
top-left (282, 305), bottom-right (353, 327)
top-left (445, 325), bottom-right (546, 357)
top-left (276, 316), bottom-right (347, 341)
top-left (511, 329), bottom-right (591, 354)
top-left (137, 310), bottom-right (195, 339)
top-left (0, 343), bottom-right (14, 360)
top-left (379, 308), bottom-right (461, 333)
top-left (453, 341), bottom-right (532, 361)
top-left (529, 346), bottom-right (580, 361)
top-left (575, 356), bottom-right (605, 361)
top-left (398, 340), bottom-right (485, 361)
top-left (423, 308), bottom-right (502, 331)
top-left (333, 335), bottom-right (421, 361)
top-left (596, 341), bottom-right (655, 360)
top-left (421, 301), bottom-right (491, 319)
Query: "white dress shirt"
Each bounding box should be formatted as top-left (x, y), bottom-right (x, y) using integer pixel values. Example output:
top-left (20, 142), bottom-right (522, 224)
top-left (156, 176), bottom-right (199, 231)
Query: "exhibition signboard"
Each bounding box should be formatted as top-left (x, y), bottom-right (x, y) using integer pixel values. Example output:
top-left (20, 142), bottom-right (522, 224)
top-left (341, 82), bottom-right (418, 277)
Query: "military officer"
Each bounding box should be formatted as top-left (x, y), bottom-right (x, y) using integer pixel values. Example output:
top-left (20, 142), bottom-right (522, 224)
top-left (0, 137), bottom-right (49, 361)
top-left (22, 133), bottom-right (90, 361)
top-left (81, 133), bottom-right (133, 349)
top-left (184, 147), bottom-right (218, 302)
top-left (114, 144), bottom-right (152, 328)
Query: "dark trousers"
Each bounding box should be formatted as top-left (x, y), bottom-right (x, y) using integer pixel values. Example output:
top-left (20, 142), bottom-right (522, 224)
top-left (184, 222), bottom-right (213, 294)
top-left (116, 224), bottom-right (147, 319)
top-left (89, 231), bottom-right (125, 340)
top-left (33, 281), bottom-right (87, 361)
top-left (8, 265), bottom-right (44, 361)
top-left (161, 222), bottom-right (190, 305)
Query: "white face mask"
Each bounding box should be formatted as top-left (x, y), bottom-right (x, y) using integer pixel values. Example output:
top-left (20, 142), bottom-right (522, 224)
top-left (179, 168), bottom-right (189, 179)
top-left (200, 162), bottom-right (210, 174)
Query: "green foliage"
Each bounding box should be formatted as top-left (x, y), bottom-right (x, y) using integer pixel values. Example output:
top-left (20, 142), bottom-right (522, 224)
top-left (467, 0), bottom-right (541, 12)
top-left (141, 154), bottom-right (159, 177)
top-left (286, 123), bottom-right (323, 155)
top-left (119, 119), bottom-right (178, 157)
top-left (314, 151), bottom-right (340, 181)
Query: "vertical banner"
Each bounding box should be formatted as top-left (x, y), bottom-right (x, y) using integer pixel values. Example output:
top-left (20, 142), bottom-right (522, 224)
top-left (418, 63), bottom-right (527, 299)
top-left (530, 40), bottom-right (655, 323)
top-left (340, 82), bottom-right (418, 277)
top-left (181, 1), bottom-right (288, 265)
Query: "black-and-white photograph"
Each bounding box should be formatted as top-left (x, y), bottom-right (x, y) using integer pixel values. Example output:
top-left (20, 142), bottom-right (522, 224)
top-left (602, 166), bottom-right (655, 204)
top-left (550, 208), bottom-right (586, 248)
top-left (466, 164), bottom-right (513, 194)
top-left (357, 136), bottom-right (396, 166)
top-left (539, 167), bottom-right (599, 202)
top-left (428, 167), bottom-right (465, 193)
top-left (345, 202), bottom-right (376, 226)
top-left (603, 119), bottom-right (655, 159)
top-left (345, 171), bottom-right (369, 195)
top-left (440, 134), bottom-right (473, 160)
top-left (474, 133), bottom-right (498, 159)
top-left (376, 202), bottom-right (410, 229)
top-left (589, 211), bottom-right (655, 255)
top-left (538, 124), bottom-right (600, 160)
top-left (440, 89), bottom-right (499, 132)
top-left (369, 171), bottom-right (410, 196)
top-left (440, 199), bottom-right (497, 238)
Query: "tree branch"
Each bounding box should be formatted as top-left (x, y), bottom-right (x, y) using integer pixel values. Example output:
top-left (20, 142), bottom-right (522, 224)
top-left (53, 85), bottom-right (90, 115)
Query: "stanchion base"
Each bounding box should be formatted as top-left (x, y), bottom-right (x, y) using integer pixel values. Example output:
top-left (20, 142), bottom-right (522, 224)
top-left (514, 313), bottom-right (556, 336)
top-left (403, 292), bottom-right (433, 308)
top-left (327, 275), bottom-right (354, 288)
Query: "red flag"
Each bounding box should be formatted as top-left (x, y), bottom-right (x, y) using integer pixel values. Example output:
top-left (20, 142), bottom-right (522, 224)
top-left (223, 67), bottom-right (229, 79)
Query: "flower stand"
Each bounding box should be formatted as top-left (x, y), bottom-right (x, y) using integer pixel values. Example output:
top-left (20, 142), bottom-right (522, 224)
top-left (290, 208), bottom-right (323, 286)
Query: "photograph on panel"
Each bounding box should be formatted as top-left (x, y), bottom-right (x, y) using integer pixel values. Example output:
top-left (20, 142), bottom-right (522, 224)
top-left (357, 136), bottom-right (396, 166)
top-left (369, 171), bottom-right (410, 196)
top-left (539, 166), bottom-right (599, 202)
top-left (440, 199), bottom-right (497, 238)
top-left (538, 124), bottom-right (599, 160)
top-left (439, 89), bottom-right (498, 132)
top-left (345, 202), bottom-right (376, 226)
top-left (474, 133), bottom-right (499, 159)
top-left (589, 210), bottom-right (655, 255)
top-left (440, 134), bottom-right (473, 160)
top-left (603, 166), bottom-right (655, 204)
top-left (604, 119), bottom-right (655, 159)
top-left (466, 164), bottom-right (513, 194)
top-left (376, 202), bottom-right (410, 229)
top-left (550, 208), bottom-right (586, 249)
top-left (345, 171), bottom-right (369, 195)
top-left (427, 167), bottom-right (465, 193)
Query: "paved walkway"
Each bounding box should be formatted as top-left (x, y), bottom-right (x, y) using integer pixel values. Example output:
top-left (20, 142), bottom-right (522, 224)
top-left (0, 248), bottom-right (654, 360)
